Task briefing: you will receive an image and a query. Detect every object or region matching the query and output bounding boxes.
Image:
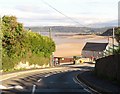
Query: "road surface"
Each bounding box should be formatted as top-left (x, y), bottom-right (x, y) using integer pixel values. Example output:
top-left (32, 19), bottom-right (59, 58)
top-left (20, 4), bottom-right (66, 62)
top-left (1, 63), bottom-right (94, 94)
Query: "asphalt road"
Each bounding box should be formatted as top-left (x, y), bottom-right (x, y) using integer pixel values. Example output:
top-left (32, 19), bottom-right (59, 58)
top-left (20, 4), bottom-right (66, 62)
top-left (1, 63), bottom-right (94, 94)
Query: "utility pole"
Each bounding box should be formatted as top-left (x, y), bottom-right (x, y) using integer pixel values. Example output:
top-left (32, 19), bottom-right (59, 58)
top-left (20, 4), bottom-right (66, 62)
top-left (0, 16), bottom-right (2, 71)
top-left (48, 28), bottom-right (53, 67)
top-left (112, 27), bottom-right (115, 55)
top-left (28, 28), bottom-right (31, 32)
top-left (107, 34), bottom-right (110, 55)
top-left (108, 34), bottom-right (109, 44)
top-left (49, 28), bottom-right (52, 38)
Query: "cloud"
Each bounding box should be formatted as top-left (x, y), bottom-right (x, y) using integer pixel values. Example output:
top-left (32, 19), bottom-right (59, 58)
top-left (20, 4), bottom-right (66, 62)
top-left (0, 0), bottom-right (118, 27)
top-left (0, 7), bottom-right (116, 27)
top-left (88, 20), bottom-right (118, 27)
top-left (15, 5), bottom-right (51, 14)
top-left (24, 21), bottom-right (76, 26)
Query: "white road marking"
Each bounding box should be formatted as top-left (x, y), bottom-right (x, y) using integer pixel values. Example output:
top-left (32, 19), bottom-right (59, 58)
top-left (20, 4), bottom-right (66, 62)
top-left (0, 85), bottom-right (7, 89)
top-left (0, 85), bottom-right (23, 89)
top-left (44, 74), bottom-right (51, 77)
top-left (72, 78), bottom-right (84, 88)
top-left (14, 85), bottom-right (23, 89)
top-left (74, 75), bottom-right (99, 94)
top-left (1, 67), bottom-right (68, 81)
top-left (37, 79), bottom-right (42, 82)
top-left (73, 77), bottom-right (92, 93)
top-left (84, 88), bottom-right (91, 93)
top-left (32, 85), bottom-right (36, 94)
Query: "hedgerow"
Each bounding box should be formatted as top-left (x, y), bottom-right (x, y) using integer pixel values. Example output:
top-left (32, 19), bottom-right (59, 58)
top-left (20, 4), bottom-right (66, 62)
top-left (1, 16), bottom-right (55, 72)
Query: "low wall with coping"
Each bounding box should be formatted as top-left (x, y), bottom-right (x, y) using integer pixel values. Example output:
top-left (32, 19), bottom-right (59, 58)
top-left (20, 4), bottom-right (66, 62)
top-left (95, 54), bottom-right (120, 82)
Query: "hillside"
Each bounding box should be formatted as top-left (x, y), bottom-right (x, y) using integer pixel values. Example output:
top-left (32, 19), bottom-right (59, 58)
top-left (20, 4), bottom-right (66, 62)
top-left (25, 26), bottom-right (109, 34)
top-left (101, 28), bottom-right (113, 36)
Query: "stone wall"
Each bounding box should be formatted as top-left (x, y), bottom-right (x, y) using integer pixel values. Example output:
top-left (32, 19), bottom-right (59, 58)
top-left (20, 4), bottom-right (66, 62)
top-left (95, 54), bottom-right (120, 82)
top-left (14, 61), bottom-right (50, 70)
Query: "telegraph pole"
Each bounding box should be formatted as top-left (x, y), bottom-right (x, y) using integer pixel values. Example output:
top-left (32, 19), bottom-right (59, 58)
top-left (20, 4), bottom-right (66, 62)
top-left (0, 16), bottom-right (2, 72)
top-left (48, 28), bottom-right (53, 67)
top-left (112, 27), bottom-right (115, 55)
top-left (108, 34), bottom-right (110, 44)
top-left (49, 28), bottom-right (52, 38)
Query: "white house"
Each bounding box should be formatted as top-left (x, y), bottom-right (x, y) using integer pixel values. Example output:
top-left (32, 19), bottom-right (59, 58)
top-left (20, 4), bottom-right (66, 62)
top-left (82, 42), bottom-right (109, 59)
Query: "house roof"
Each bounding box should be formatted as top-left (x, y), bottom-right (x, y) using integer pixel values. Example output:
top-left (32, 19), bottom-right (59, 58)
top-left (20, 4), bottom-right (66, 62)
top-left (82, 42), bottom-right (108, 51)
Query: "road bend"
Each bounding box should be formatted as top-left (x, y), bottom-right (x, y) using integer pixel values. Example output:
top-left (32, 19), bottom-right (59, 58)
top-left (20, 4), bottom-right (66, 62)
top-left (1, 63), bottom-right (94, 94)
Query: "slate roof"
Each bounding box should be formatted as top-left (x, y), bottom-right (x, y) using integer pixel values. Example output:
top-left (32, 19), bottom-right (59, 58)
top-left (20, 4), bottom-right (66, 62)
top-left (82, 42), bottom-right (108, 51)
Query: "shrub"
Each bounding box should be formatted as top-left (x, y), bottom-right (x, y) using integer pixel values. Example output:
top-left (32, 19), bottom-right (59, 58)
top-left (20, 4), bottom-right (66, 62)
top-left (2, 16), bottom-right (55, 72)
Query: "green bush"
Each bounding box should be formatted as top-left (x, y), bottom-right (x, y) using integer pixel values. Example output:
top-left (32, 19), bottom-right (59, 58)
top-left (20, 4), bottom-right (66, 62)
top-left (2, 15), bottom-right (55, 72)
top-left (2, 55), bottom-right (20, 72)
top-left (28, 53), bottom-right (49, 66)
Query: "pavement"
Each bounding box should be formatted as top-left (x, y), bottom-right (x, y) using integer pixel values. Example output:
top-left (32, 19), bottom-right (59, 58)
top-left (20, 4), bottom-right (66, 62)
top-left (77, 70), bottom-right (120, 94)
top-left (0, 67), bottom-right (70, 81)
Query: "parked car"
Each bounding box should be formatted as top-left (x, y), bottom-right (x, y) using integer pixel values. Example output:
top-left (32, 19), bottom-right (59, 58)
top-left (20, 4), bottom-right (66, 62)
top-left (73, 56), bottom-right (85, 64)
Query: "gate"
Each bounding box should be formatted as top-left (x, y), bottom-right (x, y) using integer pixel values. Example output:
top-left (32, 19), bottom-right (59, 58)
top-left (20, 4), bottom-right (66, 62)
top-left (54, 57), bottom-right (73, 64)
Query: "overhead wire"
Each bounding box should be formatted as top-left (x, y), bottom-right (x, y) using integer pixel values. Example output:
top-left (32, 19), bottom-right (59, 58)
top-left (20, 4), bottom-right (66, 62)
top-left (41, 0), bottom-right (87, 27)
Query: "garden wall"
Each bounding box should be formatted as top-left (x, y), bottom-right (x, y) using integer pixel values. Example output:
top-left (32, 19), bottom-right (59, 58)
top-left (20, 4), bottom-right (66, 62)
top-left (95, 54), bottom-right (120, 82)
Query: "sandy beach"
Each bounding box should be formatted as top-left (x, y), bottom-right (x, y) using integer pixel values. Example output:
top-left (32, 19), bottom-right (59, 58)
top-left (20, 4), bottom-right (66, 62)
top-left (54, 43), bottom-right (85, 57)
top-left (40, 32), bottom-right (117, 57)
top-left (54, 34), bottom-right (116, 57)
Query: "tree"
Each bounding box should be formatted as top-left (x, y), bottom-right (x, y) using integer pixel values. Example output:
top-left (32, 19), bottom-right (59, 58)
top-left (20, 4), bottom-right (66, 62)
top-left (2, 15), bottom-right (56, 72)
top-left (114, 27), bottom-right (120, 54)
top-left (2, 16), bottom-right (25, 57)
top-left (115, 27), bottom-right (120, 46)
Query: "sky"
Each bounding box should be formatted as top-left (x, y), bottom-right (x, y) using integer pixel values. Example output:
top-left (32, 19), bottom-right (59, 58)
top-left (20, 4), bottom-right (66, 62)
top-left (0, 0), bottom-right (119, 27)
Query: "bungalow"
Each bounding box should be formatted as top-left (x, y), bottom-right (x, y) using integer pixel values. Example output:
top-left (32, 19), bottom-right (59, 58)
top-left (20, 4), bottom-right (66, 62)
top-left (82, 42), bottom-right (109, 59)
